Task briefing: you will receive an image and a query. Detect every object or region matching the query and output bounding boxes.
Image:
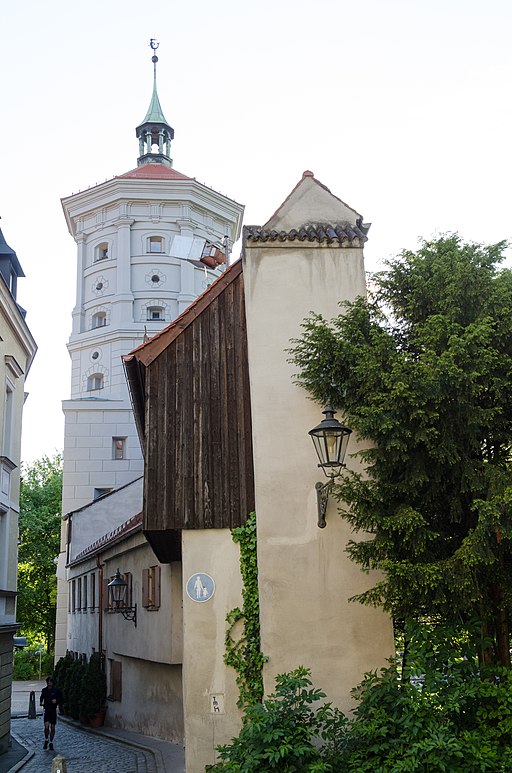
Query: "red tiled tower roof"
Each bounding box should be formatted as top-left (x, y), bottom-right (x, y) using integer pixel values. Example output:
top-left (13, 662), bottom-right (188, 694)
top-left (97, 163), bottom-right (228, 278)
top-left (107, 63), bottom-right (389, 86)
top-left (116, 164), bottom-right (192, 181)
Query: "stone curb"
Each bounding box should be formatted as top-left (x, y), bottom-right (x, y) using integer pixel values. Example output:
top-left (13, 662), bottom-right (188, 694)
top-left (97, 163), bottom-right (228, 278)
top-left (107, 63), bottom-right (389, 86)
top-left (3, 749), bottom-right (34, 773)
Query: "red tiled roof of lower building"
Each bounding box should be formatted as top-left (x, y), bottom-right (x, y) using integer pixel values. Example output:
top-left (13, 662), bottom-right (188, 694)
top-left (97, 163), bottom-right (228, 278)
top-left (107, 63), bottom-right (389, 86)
top-left (116, 165), bottom-right (192, 181)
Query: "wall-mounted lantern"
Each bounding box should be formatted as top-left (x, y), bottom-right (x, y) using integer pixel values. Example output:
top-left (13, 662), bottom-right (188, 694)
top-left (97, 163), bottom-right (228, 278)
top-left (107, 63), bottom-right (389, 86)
top-left (107, 569), bottom-right (137, 626)
top-left (309, 405), bottom-right (352, 528)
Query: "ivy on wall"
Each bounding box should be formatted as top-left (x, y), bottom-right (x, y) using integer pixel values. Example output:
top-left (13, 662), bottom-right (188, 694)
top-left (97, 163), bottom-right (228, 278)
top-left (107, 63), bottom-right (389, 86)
top-left (224, 511), bottom-right (267, 708)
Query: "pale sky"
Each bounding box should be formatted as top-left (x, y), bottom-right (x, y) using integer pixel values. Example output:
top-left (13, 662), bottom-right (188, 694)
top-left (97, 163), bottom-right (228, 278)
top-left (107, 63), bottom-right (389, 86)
top-left (1, 0), bottom-right (511, 464)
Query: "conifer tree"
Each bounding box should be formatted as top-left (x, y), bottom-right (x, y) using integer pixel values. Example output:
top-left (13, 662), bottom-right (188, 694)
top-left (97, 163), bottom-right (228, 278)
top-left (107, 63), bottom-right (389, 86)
top-left (290, 235), bottom-right (512, 666)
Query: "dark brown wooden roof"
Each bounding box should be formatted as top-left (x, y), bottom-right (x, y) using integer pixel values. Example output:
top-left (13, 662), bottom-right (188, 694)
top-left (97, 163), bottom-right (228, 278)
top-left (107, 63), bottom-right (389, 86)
top-left (124, 258), bottom-right (254, 562)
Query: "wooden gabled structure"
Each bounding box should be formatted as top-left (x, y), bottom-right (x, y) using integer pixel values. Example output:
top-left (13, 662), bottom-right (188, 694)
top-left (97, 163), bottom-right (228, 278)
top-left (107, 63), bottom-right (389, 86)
top-left (123, 259), bottom-right (254, 562)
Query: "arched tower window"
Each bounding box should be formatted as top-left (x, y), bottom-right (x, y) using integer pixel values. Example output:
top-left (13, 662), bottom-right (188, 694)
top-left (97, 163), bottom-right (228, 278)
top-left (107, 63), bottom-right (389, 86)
top-left (147, 236), bottom-right (163, 253)
top-left (95, 242), bottom-right (109, 262)
top-left (92, 312), bottom-right (107, 329)
top-left (147, 306), bottom-right (164, 321)
top-left (87, 374), bottom-right (104, 391)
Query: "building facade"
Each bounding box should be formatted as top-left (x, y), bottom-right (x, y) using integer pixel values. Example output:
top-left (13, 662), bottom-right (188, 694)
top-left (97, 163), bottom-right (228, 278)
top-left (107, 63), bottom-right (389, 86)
top-left (0, 228), bottom-right (37, 755)
top-left (65, 484), bottom-right (184, 743)
top-left (125, 172), bottom-right (395, 772)
top-left (55, 47), bottom-right (244, 660)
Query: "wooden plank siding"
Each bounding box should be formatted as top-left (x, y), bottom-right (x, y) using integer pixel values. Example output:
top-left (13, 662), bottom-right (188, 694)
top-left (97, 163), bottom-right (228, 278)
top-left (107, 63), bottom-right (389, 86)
top-left (127, 264), bottom-right (255, 562)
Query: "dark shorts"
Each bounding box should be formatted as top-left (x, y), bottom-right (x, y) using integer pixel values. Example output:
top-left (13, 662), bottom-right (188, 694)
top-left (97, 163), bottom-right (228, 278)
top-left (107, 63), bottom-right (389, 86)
top-left (43, 709), bottom-right (57, 725)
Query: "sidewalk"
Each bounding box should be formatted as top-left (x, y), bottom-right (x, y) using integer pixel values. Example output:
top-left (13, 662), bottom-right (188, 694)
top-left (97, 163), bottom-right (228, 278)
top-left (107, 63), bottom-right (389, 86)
top-left (4, 680), bottom-right (185, 773)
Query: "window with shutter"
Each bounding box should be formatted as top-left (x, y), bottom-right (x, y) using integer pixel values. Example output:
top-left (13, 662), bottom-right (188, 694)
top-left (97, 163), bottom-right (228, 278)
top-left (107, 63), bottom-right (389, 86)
top-left (109, 659), bottom-right (122, 701)
top-left (142, 565), bottom-right (161, 609)
top-left (102, 577), bottom-right (110, 611)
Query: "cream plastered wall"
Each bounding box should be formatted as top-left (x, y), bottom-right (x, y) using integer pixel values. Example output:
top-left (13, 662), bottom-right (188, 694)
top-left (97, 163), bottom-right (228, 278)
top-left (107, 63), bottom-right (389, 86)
top-left (106, 657), bottom-right (184, 743)
top-left (243, 238), bottom-right (395, 715)
top-left (181, 529), bottom-right (244, 773)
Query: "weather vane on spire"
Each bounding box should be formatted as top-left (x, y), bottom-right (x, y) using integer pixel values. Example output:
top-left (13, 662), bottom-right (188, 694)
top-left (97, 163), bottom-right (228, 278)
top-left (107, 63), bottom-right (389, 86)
top-left (149, 38), bottom-right (159, 76)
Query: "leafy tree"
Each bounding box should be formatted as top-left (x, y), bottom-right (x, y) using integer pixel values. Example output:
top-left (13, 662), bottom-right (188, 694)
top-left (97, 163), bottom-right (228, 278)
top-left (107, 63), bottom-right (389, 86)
top-left (17, 453), bottom-right (62, 651)
top-left (290, 235), bottom-right (512, 666)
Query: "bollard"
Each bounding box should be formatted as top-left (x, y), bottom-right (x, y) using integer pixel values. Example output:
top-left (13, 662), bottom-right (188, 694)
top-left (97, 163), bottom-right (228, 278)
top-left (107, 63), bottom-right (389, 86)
top-left (28, 691), bottom-right (36, 719)
top-left (51, 755), bottom-right (67, 773)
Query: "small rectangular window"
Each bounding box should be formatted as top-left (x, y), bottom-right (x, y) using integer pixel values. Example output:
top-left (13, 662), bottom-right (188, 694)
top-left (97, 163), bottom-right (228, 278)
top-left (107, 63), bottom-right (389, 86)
top-left (112, 437), bottom-right (126, 460)
top-left (142, 566), bottom-right (161, 609)
top-left (90, 572), bottom-right (96, 611)
top-left (82, 576), bottom-right (88, 611)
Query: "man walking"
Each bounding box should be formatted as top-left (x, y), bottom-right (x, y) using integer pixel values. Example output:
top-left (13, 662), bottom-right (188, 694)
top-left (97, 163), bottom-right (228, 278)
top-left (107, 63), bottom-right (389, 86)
top-left (39, 676), bottom-right (63, 751)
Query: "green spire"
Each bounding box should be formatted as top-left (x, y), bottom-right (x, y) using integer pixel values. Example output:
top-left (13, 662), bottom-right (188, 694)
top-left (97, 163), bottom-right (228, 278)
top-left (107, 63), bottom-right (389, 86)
top-left (135, 40), bottom-right (174, 168)
top-left (140, 60), bottom-right (169, 125)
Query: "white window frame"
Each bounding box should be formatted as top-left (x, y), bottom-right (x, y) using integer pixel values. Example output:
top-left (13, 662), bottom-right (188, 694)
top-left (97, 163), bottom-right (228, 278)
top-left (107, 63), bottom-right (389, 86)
top-left (146, 306), bottom-right (164, 321)
top-left (87, 374), bottom-right (104, 391)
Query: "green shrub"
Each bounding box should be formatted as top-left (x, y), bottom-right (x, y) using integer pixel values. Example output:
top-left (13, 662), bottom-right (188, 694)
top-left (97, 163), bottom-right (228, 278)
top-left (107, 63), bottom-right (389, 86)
top-left (206, 667), bottom-right (347, 772)
top-left (63, 660), bottom-right (87, 720)
top-left (210, 623), bottom-right (512, 773)
top-left (79, 653), bottom-right (106, 719)
top-left (54, 652), bottom-right (73, 690)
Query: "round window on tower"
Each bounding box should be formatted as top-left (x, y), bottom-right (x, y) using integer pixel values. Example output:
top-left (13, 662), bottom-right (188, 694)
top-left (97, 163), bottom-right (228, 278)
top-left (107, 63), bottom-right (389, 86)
top-left (92, 276), bottom-right (109, 296)
top-left (145, 269), bottom-right (166, 287)
top-left (91, 351), bottom-right (99, 360)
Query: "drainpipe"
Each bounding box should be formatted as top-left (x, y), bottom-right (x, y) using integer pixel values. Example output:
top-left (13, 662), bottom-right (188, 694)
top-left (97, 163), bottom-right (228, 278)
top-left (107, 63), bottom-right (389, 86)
top-left (96, 556), bottom-right (103, 662)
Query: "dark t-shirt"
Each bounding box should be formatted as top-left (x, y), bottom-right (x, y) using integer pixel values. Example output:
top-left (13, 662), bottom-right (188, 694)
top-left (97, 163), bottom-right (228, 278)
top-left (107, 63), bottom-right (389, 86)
top-left (40, 686), bottom-right (62, 712)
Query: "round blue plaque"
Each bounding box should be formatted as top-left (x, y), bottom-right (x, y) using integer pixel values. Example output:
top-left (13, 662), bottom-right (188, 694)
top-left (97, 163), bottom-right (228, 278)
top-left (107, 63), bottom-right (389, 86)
top-left (186, 573), bottom-right (216, 603)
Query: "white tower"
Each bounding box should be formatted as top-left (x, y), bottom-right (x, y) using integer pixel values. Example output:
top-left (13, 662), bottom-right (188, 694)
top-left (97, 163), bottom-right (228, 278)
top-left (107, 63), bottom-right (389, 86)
top-left (55, 42), bottom-right (244, 659)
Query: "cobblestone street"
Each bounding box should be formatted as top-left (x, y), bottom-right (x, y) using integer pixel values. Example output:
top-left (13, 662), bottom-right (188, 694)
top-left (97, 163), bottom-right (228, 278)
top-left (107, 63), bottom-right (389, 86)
top-left (5, 682), bottom-right (185, 772)
top-left (11, 717), bottom-right (159, 772)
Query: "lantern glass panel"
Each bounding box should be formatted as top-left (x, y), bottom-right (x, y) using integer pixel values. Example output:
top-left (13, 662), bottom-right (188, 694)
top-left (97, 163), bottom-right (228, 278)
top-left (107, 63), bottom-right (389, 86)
top-left (108, 572), bottom-right (128, 608)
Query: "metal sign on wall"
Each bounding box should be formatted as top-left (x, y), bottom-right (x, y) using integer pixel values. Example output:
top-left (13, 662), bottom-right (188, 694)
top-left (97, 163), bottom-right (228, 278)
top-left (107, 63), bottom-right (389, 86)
top-left (186, 573), bottom-right (216, 603)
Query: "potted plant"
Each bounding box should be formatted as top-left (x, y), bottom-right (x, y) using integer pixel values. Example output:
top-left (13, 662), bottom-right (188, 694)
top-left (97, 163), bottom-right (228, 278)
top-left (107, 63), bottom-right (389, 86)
top-left (79, 653), bottom-right (107, 727)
